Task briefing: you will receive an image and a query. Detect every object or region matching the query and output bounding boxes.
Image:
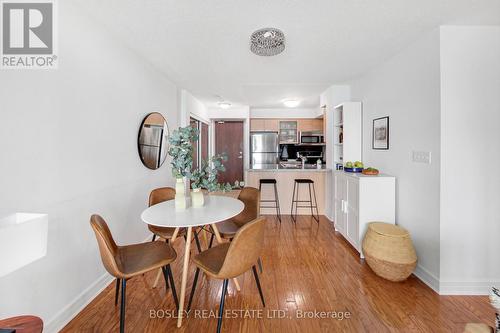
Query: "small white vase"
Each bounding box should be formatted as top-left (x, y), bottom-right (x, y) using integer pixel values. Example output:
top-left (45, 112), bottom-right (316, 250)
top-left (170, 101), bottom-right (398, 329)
top-left (175, 177), bottom-right (187, 210)
top-left (191, 188), bottom-right (205, 208)
top-left (175, 177), bottom-right (185, 195)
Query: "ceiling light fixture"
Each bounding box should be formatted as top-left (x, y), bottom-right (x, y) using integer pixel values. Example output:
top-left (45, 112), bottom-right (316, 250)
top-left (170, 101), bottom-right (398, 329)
top-left (283, 100), bottom-right (300, 108)
top-left (250, 27), bottom-right (285, 56)
top-left (218, 101), bottom-right (231, 109)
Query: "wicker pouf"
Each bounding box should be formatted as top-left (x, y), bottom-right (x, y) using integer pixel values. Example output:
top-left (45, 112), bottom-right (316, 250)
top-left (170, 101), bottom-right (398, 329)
top-left (463, 323), bottom-right (494, 333)
top-left (362, 222), bottom-right (417, 282)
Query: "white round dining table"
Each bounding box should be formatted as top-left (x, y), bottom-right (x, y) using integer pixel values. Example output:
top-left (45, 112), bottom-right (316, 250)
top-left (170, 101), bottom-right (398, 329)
top-left (141, 195), bottom-right (244, 228)
top-left (140, 195), bottom-right (244, 328)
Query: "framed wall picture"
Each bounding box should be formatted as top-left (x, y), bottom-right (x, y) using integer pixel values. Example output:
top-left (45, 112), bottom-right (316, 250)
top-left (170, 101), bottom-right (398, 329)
top-left (372, 116), bottom-right (389, 150)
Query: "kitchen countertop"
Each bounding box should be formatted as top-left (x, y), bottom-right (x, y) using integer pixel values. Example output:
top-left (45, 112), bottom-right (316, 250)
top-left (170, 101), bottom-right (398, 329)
top-left (246, 164), bottom-right (331, 172)
top-left (333, 170), bottom-right (394, 178)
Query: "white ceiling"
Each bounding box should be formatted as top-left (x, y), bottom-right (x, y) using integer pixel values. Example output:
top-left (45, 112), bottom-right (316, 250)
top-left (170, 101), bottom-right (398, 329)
top-left (71, 0), bottom-right (500, 108)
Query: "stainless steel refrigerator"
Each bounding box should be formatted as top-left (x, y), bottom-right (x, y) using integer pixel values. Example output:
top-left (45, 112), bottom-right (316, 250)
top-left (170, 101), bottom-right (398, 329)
top-left (250, 132), bottom-right (279, 166)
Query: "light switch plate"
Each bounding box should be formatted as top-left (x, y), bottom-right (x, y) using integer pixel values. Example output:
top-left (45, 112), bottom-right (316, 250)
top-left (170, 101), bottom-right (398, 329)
top-left (412, 151), bottom-right (431, 164)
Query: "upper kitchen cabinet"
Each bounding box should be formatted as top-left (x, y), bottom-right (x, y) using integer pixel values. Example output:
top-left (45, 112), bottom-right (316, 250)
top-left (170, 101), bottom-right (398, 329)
top-left (250, 119), bottom-right (265, 131)
top-left (264, 119), bottom-right (279, 132)
top-left (250, 118), bottom-right (279, 132)
top-left (279, 120), bottom-right (298, 143)
top-left (298, 119), bottom-right (323, 132)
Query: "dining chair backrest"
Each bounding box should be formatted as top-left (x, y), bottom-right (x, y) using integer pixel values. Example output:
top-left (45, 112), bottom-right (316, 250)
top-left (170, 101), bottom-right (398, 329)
top-left (149, 187), bottom-right (176, 207)
top-left (90, 214), bottom-right (121, 278)
top-left (233, 187), bottom-right (260, 227)
top-left (217, 217), bottom-right (266, 278)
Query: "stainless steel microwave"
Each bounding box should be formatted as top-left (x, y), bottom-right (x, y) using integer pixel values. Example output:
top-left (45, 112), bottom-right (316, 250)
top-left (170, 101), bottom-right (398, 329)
top-left (300, 131), bottom-right (324, 144)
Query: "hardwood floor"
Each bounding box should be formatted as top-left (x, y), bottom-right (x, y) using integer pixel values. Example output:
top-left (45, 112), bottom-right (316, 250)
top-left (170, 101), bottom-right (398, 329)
top-left (62, 216), bottom-right (493, 332)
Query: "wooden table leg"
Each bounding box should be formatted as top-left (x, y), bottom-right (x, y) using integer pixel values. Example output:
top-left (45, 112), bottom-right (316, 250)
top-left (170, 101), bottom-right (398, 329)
top-left (153, 228), bottom-right (180, 288)
top-left (177, 226), bottom-right (192, 328)
top-left (171, 227), bottom-right (180, 242)
top-left (211, 224), bottom-right (241, 292)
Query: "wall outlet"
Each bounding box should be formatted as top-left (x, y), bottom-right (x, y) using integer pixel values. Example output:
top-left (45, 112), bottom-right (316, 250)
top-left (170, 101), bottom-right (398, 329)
top-left (412, 151), bottom-right (431, 164)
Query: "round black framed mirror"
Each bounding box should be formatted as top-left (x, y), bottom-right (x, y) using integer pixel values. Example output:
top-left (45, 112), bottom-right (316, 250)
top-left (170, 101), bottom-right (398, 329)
top-left (137, 112), bottom-right (169, 170)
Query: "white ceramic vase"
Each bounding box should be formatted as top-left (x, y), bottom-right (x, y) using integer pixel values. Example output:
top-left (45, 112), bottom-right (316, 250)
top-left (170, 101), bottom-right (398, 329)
top-left (191, 188), bottom-right (205, 208)
top-left (175, 177), bottom-right (187, 210)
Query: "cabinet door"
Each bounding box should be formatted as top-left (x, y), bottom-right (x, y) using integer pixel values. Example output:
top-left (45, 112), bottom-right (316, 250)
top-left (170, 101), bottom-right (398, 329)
top-left (264, 119), bottom-right (279, 132)
top-left (334, 199), bottom-right (345, 233)
top-left (347, 177), bottom-right (359, 212)
top-left (298, 119), bottom-right (313, 132)
top-left (346, 206), bottom-right (359, 249)
top-left (279, 121), bottom-right (298, 143)
top-left (311, 119), bottom-right (323, 131)
top-left (346, 177), bottom-right (359, 248)
top-left (334, 174), bottom-right (347, 233)
top-left (250, 119), bottom-right (265, 131)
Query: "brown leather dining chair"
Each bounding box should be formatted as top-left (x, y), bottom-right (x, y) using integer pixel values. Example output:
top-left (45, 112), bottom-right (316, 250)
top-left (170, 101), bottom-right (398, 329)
top-left (209, 187), bottom-right (263, 272)
top-left (187, 217), bottom-right (266, 333)
top-left (148, 187), bottom-right (185, 241)
top-left (148, 187), bottom-right (202, 251)
top-left (209, 187), bottom-right (260, 244)
top-left (90, 214), bottom-right (178, 333)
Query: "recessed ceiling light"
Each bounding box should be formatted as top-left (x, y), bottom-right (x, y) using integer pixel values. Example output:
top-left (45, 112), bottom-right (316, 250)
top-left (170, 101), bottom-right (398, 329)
top-left (283, 100), bottom-right (300, 108)
top-left (218, 102), bottom-right (231, 109)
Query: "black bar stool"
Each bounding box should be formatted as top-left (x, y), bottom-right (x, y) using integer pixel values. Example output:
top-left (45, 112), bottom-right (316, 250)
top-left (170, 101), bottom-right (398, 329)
top-left (290, 179), bottom-right (319, 223)
top-left (258, 179), bottom-right (282, 223)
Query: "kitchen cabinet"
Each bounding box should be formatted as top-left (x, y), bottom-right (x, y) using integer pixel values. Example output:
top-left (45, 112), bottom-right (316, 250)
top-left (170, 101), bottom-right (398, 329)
top-left (251, 118), bottom-right (323, 134)
top-left (250, 119), bottom-right (279, 132)
top-left (279, 120), bottom-right (298, 143)
top-left (264, 119), bottom-right (279, 132)
top-left (250, 119), bottom-right (266, 131)
top-left (333, 171), bottom-right (395, 257)
top-left (298, 119), bottom-right (323, 132)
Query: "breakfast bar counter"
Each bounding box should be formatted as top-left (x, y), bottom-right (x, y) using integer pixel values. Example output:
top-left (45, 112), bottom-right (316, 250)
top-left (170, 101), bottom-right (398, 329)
top-left (245, 164), bottom-right (331, 216)
top-left (247, 164), bottom-right (331, 172)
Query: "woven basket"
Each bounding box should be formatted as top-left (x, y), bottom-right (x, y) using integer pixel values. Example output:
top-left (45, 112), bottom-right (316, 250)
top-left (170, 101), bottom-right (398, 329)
top-left (362, 222), bottom-right (417, 282)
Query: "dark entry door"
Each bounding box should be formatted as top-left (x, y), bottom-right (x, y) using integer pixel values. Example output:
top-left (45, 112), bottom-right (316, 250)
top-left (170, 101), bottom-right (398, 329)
top-left (215, 121), bottom-right (244, 185)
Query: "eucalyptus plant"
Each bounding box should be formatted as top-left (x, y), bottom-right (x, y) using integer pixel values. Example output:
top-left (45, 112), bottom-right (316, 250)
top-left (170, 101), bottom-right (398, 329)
top-left (190, 154), bottom-right (233, 192)
top-left (168, 126), bottom-right (199, 178)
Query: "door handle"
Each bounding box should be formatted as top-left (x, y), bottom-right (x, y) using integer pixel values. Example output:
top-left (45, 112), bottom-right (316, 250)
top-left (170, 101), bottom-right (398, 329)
top-left (237, 156), bottom-right (243, 159)
top-left (342, 200), bottom-right (348, 213)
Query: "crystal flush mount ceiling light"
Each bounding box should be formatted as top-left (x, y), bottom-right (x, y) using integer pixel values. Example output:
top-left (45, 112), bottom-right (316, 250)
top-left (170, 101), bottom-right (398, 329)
top-left (250, 28), bottom-right (285, 56)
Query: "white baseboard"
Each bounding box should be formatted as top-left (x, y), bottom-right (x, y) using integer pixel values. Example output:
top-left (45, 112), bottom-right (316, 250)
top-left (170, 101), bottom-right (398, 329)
top-left (44, 236), bottom-right (152, 333)
top-left (324, 213), bottom-right (334, 222)
top-left (409, 265), bottom-right (500, 296)
top-left (413, 264), bottom-right (440, 293)
top-left (439, 280), bottom-right (500, 295)
top-left (44, 272), bottom-right (114, 333)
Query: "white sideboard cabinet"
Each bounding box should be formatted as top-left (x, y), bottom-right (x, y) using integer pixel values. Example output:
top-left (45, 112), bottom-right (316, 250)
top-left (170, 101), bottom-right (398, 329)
top-left (334, 171), bottom-right (396, 257)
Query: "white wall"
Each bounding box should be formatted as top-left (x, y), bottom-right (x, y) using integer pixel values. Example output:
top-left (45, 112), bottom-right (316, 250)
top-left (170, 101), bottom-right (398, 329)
top-left (0, 2), bottom-right (180, 331)
top-left (349, 30), bottom-right (442, 290)
top-left (439, 26), bottom-right (500, 294)
top-left (250, 108), bottom-right (321, 119)
top-left (181, 90), bottom-right (210, 125)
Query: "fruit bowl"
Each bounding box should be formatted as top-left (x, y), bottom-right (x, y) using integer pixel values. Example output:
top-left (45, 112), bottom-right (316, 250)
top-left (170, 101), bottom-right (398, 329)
top-left (344, 167), bottom-right (364, 173)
